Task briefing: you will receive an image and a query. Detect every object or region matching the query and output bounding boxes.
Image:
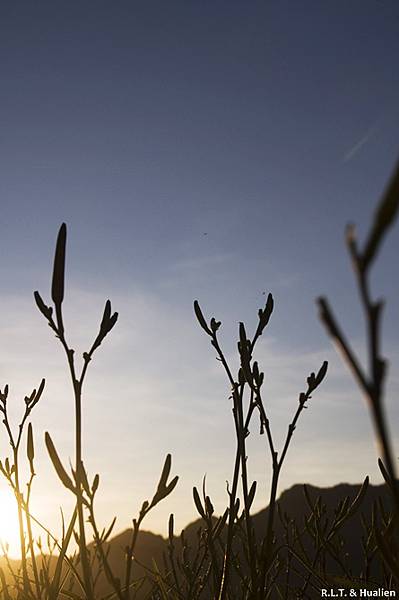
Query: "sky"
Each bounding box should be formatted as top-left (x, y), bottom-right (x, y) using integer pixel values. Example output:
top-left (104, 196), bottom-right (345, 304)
top-left (0, 1), bottom-right (399, 557)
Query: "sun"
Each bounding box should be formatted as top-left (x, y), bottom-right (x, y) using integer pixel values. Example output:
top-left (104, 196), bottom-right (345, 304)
top-left (0, 487), bottom-right (21, 558)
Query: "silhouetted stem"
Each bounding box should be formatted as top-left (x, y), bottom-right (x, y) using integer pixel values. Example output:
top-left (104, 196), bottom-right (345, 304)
top-left (260, 463), bottom-right (280, 589)
top-left (356, 267), bottom-right (397, 493)
top-left (213, 328), bottom-right (275, 598)
top-left (167, 542), bottom-right (183, 600)
top-left (88, 503), bottom-right (124, 600)
top-left (25, 477), bottom-right (40, 599)
top-left (55, 326), bottom-right (94, 600)
top-left (74, 383), bottom-right (93, 599)
top-left (23, 506), bottom-right (83, 597)
top-left (318, 298), bottom-right (368, 393)
top-left (259, 391), bottom-right (312, 597)
top-left (124, 518), bottom-right (143, 600)
top-left (219, 434), bottom-right (241, 600)
top-left (236, 386), bottom-right (258, 594)
top-left (210, 333), bottom-right (240, 600)
top-left (318, 294), bottom-right (399, 514)
top-left (12, 450), bottom-right (30, 595)
top-left (196, 299), bottom-right (325, 598)
top-left (2, 404), bottom-right (31, 595)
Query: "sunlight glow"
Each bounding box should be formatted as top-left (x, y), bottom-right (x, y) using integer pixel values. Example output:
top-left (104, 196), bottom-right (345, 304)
top-left (0, 487), bottom-right (20, 558)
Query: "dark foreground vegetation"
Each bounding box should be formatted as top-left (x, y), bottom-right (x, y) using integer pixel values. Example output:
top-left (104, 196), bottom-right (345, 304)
top-left (0, 159), bottom-right (398, 599)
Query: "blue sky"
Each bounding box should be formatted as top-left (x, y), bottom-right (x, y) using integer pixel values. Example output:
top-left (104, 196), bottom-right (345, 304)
top-left (0, 1), bottom-right (398, 555)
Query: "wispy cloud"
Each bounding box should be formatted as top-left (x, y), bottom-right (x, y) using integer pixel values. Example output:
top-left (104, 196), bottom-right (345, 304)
top-left (169, 252), bottom-right (234, 273)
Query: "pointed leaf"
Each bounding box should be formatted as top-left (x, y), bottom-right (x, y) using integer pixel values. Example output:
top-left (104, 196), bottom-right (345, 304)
top-left (45, 432), bottom-right (74, 492)
top-left (239, 322), bottom-right (247, 348)
top-left (51, 223), bottom-right (67, 306)
top-left (158, 454), bottom-right (172, 489)
top-left (210, 317), bottom-right (221, 333)
top-left (158, 453), bottom-right (171, 490)
top-left (265, 292), bottom-right (274, 320)
top-left (346, 476), bottom-right (369, 519)
top-left (34, 291), bottom-right (53, 320)
top-left (193, 487), bottom-right (206, 518)
top-left (107, 312), bottom-right (118, 333)
top-left (165, 475), bottom-right (178, 497)
top-left (27, 423), bottom-right (34, 464)
top-left (234, 498), bottom-right (240, 517)
top-left (30, 378), bottom-right (46, 409)
top-left (92, 473), bottom-right (99, 495)
top-left (363, 159), bottom-right (399, 269)
top-left (103, 516), bottom-right (117, 542)
top-left (194, 300), bottom-right (212, 336)
top-left (378, 458), bottom-right (394, 491)
top-left (168, 513), bottom-right (174, 541)
top-left (205, 495), bottom-right (214, 517)
top-left (247, 481), bottom-right (257, 510)
top-left (213, 508), bottom-right (229, 538)
top-left (315, 361), bottom-right (328, 387)
top-left (100, 300), bottom-right (112, 333)
top-left (79, 461), bottom-right (90, 496)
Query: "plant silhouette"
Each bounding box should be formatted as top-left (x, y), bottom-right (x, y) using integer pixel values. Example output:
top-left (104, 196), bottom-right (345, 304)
top-left (0, 160), bottom-right (398, 598)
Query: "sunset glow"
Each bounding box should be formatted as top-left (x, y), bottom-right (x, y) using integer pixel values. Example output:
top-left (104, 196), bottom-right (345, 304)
top-left (0, 486), bottom-right (20, 558)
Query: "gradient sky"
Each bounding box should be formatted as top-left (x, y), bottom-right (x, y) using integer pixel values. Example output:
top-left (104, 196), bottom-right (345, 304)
top-left (0, 1), bottom-right (399, 556)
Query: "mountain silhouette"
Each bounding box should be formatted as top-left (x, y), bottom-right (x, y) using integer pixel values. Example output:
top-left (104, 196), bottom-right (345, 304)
top-left (0, 482), bottom-right (392, 597)
top-left (88, 481), bottom-right (392, 596)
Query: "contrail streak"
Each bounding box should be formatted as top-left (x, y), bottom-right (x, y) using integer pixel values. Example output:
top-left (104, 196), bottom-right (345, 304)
top-left (343, 123), bottom-right (379, 162)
